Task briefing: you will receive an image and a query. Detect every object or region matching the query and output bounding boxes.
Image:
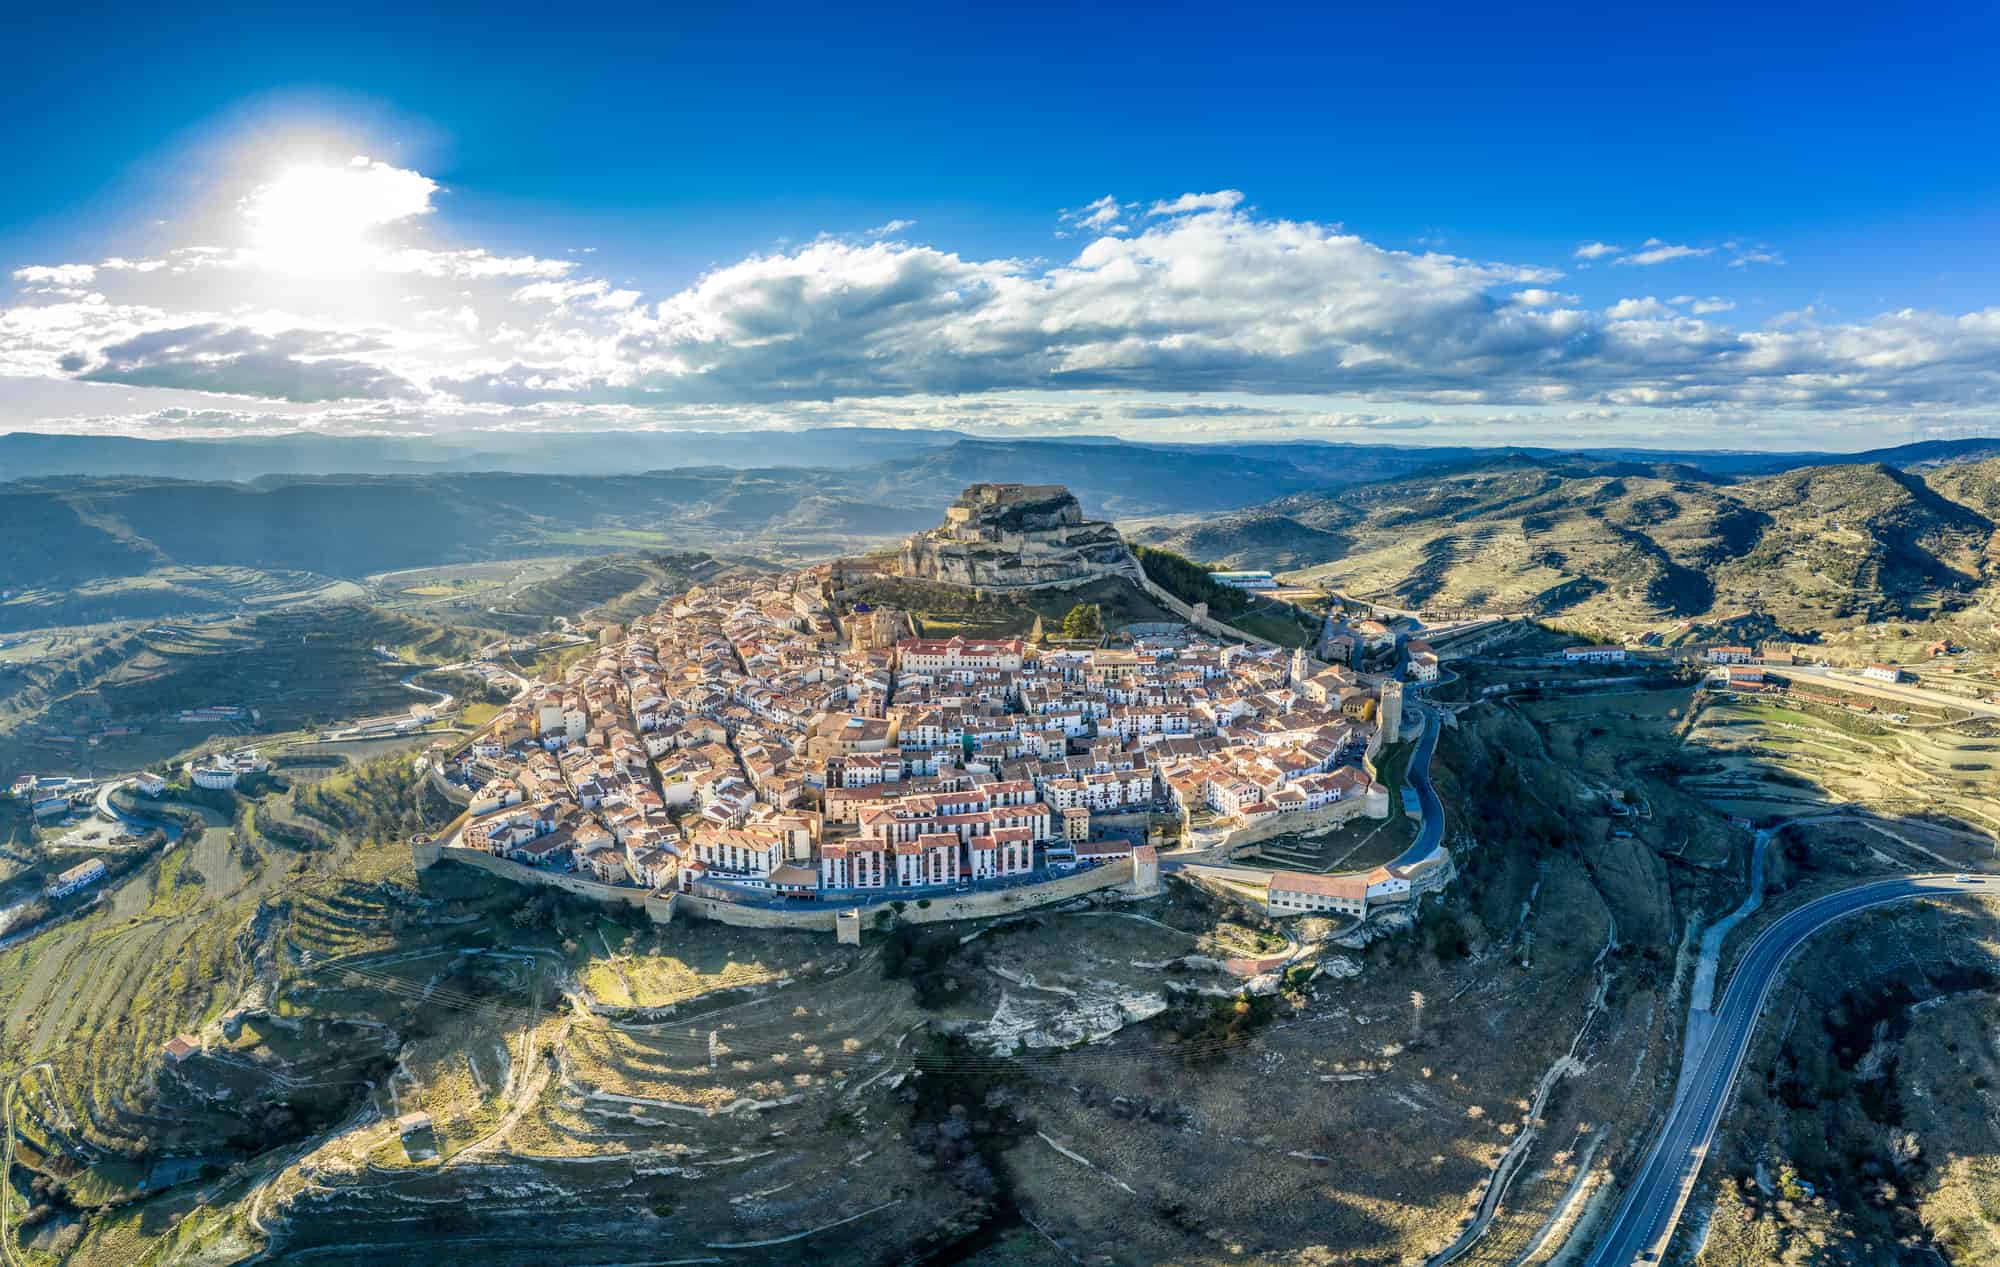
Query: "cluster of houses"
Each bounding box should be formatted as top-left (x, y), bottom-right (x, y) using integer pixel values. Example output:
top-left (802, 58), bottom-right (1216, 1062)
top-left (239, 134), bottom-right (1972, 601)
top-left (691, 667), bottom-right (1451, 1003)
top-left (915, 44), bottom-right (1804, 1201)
top-left (445, 566), bottom-right (1400, 906)
top-left (1317, 613), bottom-right (1404, 668)
top-left (5, 773), bottom-right (96, 821)
top-left (189, 748), bottom-right (270, 791)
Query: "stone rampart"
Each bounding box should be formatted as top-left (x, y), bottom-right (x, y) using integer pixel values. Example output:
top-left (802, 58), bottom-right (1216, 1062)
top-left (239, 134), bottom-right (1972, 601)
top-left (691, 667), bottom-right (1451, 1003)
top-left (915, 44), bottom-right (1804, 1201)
top-left (1215, 792), bottom-right (1386, 853)
top-left (433, 846), bottom-right (675, 923)
top-left (433, 845), bottom-right (1135, 936)
top-left (1132, 573), bottom-right (1283, 649)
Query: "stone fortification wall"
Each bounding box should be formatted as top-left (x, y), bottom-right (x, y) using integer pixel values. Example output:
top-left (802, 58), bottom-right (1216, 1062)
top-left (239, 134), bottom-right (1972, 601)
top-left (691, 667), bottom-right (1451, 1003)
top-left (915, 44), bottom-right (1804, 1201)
top-left (432, 845), bottom-right (675, 923)
top-left (677, 858), bottom-right (1135, 931)
top-left (1132, 572), bottom-right (1283, 648)
top-left (430, 843), bottom-right (1135, 936)
top-left (427, 763), bottom-right (473, 807)
top-left (1215, 790), bottom-right (1387, 853)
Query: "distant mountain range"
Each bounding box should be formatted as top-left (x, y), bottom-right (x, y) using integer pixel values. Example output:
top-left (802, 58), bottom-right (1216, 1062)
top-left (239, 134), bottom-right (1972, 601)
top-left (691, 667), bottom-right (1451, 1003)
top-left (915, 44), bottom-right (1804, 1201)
top-left (4, 429), bottom-right (1998, 635)
top-left (6, 427), bottom-right (2000, 483)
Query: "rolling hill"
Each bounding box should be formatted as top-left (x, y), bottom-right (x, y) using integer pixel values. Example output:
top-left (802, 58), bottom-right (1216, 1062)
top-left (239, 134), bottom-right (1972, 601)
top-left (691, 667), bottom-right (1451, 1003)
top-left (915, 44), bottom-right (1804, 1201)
top-left (1136, 455), bottom-right (2000, 635)
top-left (8, 432), bottom-right (2000, 635)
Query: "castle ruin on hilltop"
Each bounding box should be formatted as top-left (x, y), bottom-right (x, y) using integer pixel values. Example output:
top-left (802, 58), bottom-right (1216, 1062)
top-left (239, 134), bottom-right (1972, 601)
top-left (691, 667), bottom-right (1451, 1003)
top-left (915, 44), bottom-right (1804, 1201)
top-left (894, 483), bottom-right (1142, 590)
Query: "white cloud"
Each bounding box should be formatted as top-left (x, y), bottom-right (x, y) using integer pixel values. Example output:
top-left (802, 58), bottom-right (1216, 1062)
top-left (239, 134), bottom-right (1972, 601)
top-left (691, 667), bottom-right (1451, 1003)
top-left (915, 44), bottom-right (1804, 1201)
top-left (1730, 249), bottom-right (1784, 268)
top-left (377, 248), bottom-right (574, 280)
top-left (1509, 288), bottom-right (1578, 307)
top-left (242, 156), bottom-right (440, 273)
top-left (869, 219), bottom-right (916, 236)
top-left (71, 323), bottom-right (416, 401)
top-left (3, 172), bottom-right (1997, 433)
top-left (1573, 242), bottom-right (1621, 260)
top-left (1061, 196), bottom-right (1130, 235)
top-left (1607, 297), bottom-right (1672, 319)
top-left (13, 263), bottom-right (98, 286)
top-left (1616, 238), bottom-right (1714, 267)
top-left (1147, 190), bottom-right (1245, 217)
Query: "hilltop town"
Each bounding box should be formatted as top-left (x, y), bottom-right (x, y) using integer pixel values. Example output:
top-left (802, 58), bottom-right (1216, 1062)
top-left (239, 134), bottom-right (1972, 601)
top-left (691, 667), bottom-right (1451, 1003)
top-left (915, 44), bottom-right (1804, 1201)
top-left (12, 471), bottom-right (2000, 1267)
top-left (429, 483), bottom-right (1448, 928)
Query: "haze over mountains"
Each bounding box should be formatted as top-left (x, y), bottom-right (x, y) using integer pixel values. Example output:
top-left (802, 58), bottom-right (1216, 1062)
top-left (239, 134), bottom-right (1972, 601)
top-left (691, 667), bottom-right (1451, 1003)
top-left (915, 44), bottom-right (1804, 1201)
top-left (8, 428), bottom-right (2000, 484)
top-left (6, 427), bottom-right (2000, 636)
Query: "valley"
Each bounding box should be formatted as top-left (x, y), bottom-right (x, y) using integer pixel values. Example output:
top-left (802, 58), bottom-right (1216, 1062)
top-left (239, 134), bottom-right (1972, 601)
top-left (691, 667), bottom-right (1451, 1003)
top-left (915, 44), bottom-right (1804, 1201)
top-left (4, 447), bottom-right (2000, 1267)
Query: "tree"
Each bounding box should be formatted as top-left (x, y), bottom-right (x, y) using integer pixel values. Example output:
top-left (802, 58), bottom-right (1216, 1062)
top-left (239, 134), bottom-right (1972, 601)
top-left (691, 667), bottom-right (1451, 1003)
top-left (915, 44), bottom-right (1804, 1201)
top-left (1060, 603), bottom-right (1102, 640)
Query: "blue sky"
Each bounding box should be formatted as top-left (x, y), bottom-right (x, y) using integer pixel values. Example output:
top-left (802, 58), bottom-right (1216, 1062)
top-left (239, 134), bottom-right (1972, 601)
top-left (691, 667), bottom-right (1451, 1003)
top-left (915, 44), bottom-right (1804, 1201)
top-left (2, 0), bottom-right (1996, 449)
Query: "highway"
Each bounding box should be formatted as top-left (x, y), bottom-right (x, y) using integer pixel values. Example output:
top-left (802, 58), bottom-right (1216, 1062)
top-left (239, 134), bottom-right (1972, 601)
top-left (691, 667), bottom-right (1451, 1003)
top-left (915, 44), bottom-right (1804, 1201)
top-left (1585, 873), bottom-right (1991, 1267)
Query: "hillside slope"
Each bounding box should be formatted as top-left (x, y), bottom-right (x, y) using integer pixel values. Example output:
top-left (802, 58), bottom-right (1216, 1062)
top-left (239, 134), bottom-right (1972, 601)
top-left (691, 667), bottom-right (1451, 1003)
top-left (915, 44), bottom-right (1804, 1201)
top-left (1137, 456), bottom-right (2000, 634)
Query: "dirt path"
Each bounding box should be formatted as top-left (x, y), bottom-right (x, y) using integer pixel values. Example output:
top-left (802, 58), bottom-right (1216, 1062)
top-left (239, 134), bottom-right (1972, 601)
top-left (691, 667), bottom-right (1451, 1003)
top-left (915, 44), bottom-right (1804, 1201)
top-left (1428, 917), bottom-right (1618, 1266)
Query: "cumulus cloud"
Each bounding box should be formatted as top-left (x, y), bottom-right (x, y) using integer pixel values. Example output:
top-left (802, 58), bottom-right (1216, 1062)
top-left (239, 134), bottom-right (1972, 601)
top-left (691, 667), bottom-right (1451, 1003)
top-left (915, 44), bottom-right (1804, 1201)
top-left (1147, 190), bottom-right (1245, 216)
top-left (442, 207), bottom-right (1581, 406)
top-left (73, 323), bottom-right (416, 402)
top-left (243, 156), bottom-right (436, 235)
top-left (1607, 297), bottom-right (1672, 319)
top-left (13, 263), bottom-right (98, 287)
top-left (1616, 238), bottom-right (1714, 266)
top-left (3, 172), bottom-right (1998, 430)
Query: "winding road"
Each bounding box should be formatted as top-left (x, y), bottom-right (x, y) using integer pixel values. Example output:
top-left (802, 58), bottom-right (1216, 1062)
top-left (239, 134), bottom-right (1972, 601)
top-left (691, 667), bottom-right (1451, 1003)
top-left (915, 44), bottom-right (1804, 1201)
top-left (1584, 872), bottom-right (1991, 1267)
top-left (1396, 697), bottom-right (1446, 867)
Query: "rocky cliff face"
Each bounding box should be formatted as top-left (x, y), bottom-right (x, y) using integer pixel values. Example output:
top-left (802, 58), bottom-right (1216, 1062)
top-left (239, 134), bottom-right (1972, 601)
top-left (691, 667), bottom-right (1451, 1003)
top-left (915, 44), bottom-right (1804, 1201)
top-left (895, 483), bottom-right (1142, 590)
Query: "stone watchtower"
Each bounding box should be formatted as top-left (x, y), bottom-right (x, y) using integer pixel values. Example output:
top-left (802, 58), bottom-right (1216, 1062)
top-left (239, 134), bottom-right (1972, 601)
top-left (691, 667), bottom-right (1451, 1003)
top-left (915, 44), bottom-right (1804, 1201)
top-left (410, 833), bottom-right (441, 869)
top-left (1290, 646), bottom-right (1311, 686)
top-left (1130, 845), bottom-right (1161, 897)
top-left (1379, 680), bottom-right (1404, 743)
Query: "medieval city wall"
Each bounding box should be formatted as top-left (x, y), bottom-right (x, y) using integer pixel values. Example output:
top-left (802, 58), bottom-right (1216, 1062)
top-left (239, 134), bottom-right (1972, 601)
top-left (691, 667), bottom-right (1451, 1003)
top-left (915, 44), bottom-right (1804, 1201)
top-left (432, 845), bottom-right (675, 923)
top-left (431, 844), bottom-right (1135, 935)
top-left (1132, 572), bottom-right (1282, 649)
top-left (1215, 791), bottom-right (1386, 853)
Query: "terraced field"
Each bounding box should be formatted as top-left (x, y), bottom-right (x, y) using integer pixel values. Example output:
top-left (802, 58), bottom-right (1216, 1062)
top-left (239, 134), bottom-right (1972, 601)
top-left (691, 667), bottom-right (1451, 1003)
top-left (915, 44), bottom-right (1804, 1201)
top-left (0, 567), bottom-right (365, 635)
top-left (1677, 692), bottom-right (2000, 840)
top-left (0, 604), bottom-right (480, 782)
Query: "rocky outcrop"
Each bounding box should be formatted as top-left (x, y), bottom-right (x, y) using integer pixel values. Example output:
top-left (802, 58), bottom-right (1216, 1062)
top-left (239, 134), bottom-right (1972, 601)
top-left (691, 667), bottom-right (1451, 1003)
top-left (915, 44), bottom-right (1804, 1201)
top-left (894, 483), bottom-right (1142, 590)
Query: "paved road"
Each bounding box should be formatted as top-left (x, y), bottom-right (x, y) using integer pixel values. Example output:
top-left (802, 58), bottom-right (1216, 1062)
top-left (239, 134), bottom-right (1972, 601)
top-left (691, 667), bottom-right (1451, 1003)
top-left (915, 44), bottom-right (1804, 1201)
top-left (1585, 873), bottom-right (1990, 1267)
top-left (1395, 699), bottom-right (1445, 867)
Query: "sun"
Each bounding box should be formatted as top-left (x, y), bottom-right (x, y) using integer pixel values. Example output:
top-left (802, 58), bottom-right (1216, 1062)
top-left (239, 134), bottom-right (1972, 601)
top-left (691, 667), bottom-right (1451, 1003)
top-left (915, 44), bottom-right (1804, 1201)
top-left (243, 156), bottom-right (438, 274)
